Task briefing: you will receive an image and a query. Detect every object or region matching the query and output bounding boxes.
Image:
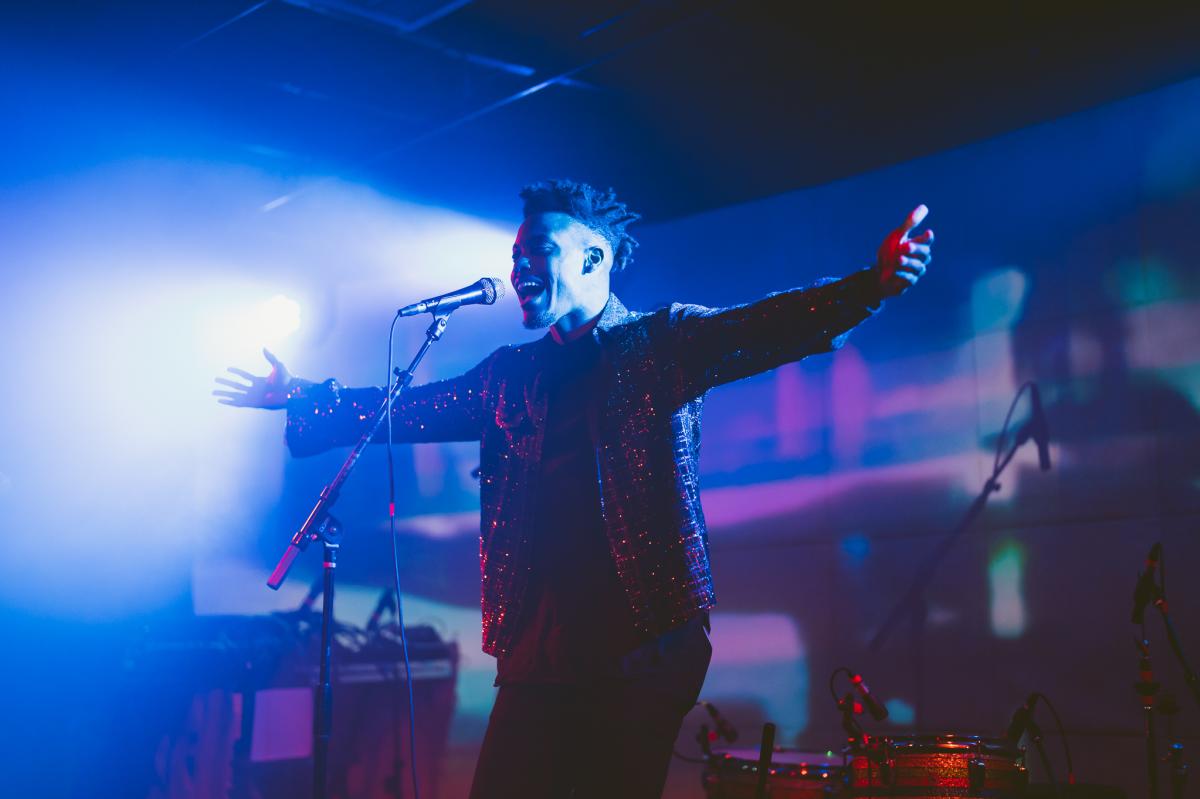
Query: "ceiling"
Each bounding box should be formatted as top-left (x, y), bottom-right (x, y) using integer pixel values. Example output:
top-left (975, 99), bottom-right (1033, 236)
top-left (6, 1), bottom-right (1200, 221)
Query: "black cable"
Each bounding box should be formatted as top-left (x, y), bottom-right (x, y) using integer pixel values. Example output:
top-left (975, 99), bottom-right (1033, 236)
top-left (1033, 692), bottom-right (1075, 786)
top-left (387, 314), bottom-right (421, 799)
top-left (829, 666), bottom-right (853, 704)
top-left (993, 381), bottom-right (1035, 477)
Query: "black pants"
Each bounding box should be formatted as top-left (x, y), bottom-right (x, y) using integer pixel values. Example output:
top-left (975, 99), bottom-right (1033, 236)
top-left (469, 619), bottom-right (711, 799)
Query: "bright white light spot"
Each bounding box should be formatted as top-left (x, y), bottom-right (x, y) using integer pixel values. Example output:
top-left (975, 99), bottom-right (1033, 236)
top-left (201, 291), bottom-right (303, 366)
top-left (258, 294), bottom-right (301, 340)
top-left (989, 539), bottom-right (1027, 638)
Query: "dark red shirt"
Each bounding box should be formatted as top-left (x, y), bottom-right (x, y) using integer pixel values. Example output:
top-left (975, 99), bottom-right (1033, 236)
top-left (496, 327), bottom-right (642, 683)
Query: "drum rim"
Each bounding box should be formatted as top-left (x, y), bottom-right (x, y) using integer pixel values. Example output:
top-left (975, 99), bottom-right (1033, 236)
top-left (708, 746), bottom-right (845, 772)
top-left (852, 733), bottom-right (1022, 756)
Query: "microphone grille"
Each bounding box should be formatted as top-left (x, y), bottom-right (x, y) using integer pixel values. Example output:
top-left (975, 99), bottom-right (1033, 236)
top-left (480, 277), bottom-right (505, 304)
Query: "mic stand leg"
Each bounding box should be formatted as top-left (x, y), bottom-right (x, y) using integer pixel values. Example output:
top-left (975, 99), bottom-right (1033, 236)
top-left (1158, 692), bottom-right (1188, 799)
top-left (1137, 639), bottom-right (1161, 799)
top-left (1026, 719), bottom-right (1059, 795)
top-left (1155, 602), bottom-right (1200, 709)
top-left (313, 530), bottom-right (341, 799)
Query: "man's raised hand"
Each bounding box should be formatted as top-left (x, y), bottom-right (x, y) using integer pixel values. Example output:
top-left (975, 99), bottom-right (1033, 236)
top-left (876, 204), bottom-right (934, 298)
top-left (213, 348), bottom-right (295, 410)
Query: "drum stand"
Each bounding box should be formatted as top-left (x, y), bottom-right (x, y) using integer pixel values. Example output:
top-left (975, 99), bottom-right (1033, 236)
top-left (265, 311), bottom-right (454, 799)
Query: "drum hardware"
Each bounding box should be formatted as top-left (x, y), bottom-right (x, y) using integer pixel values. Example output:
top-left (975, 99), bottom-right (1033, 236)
top-left (847, 734), bottom-right (1027, 797)
top-left (1131, 542), bottom-right (1196, 799)
top-left (755, 722), bottom-right (776, 799)
top-left (967, 747), bottom-right (986, 793)
top-left (702, 746), bottom-right (849, 798)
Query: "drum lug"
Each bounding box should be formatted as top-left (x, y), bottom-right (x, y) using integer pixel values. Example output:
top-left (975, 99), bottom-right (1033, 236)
top-left (968, 754), bottom-right (987, 793)
top-left (880, 757), bottom-right (896, 788)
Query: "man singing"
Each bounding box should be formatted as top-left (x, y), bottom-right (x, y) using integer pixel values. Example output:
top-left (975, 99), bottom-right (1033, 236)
top-left (214, 180), bottom-right (933, 798)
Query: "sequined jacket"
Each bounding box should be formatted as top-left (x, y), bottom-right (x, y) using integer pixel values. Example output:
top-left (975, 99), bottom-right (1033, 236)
top-left (286, 268), bottom-right (883, 656)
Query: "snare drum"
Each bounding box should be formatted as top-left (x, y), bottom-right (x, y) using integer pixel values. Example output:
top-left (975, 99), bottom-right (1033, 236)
top-left (848, 735), bottom-right (1026, 798)
top-left (703, 747), bottom-right (847, 798)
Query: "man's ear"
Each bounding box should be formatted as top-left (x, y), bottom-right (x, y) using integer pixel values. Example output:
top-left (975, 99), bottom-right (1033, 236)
top-left (583, 246), bottom-right (605, 274)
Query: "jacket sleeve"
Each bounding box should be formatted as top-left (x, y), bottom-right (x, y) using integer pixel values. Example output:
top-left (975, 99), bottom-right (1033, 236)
top-left (658, 268), bottom-right (884, 401)
top-left (284, 352), bottom-right (496, 457)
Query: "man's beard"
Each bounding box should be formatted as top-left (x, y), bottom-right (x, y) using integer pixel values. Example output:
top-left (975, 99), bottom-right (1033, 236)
top-left (521, 307), bottom-right (556, 330)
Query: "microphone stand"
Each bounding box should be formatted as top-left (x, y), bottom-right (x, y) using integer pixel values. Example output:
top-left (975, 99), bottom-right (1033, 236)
top-left (1136, 638), bottom-right (1162, 799)
top-left (265, 311), bottom-right (454, 799)
top-left (868, 383), bottom-right (1047, 727)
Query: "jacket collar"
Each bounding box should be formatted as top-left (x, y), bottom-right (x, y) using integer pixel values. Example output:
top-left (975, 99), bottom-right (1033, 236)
top-left (538, 294), bottom-right (633, 348)
top-left (596, 293), bottom-right (633, 332)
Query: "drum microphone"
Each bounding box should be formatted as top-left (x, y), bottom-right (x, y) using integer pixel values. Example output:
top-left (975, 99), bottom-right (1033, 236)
top-left (397, 277), bottom-right (506, 317)
top-left (701, 701), bottom-right (739, 743)
top-left (1005, 692), bottom-right (1040, 743)
top-left (850, 671), bottom-right (890, 722)
top-left (1131, 542), bottom-right (1163, 624)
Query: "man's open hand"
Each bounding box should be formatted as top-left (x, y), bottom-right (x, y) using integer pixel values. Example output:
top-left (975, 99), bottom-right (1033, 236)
top-left (213, 348), bottom-right (293, 409)
top-left (877, 205), bottom-right (934, 298)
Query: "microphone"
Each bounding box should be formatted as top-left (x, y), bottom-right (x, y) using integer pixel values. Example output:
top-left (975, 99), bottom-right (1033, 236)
top-left (701, 701), bottom-right (739, 743)
top-left (1131, 542), bottom-right (1163, 624)
top-left (1023, 383), bottom-right (1051, 471)
top-left (1005, 692), bottom-right (1040, 743)
top-left (850, 671), bottom-right (890, 722)
top-left (397, 277), bottom-right (505, 317)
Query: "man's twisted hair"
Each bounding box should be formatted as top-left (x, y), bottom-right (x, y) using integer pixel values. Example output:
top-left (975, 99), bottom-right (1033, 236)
top-left (520, 180), bottom-right (641, 273)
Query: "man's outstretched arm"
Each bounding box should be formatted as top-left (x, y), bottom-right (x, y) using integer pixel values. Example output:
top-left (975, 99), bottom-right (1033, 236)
top-left (213, 348), bottom-right (492, 457)
top-left (657, 206), bottom-right (934, 400)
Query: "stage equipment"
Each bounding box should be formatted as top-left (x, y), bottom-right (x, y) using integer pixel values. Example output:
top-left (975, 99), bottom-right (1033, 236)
top-left (265, 282), bottom-right (497, 799)
top-left (847, 735), bottom-right (1027, 798)
top-left (121, 615), bottom-right (458, 799)
top-left (701, 701), bottom-right (740, 744)
top-left (1003, 691), bottom-right (1075, 790)
top-left (1131, 542), bottom-right (1196, 799)
top-left (396, 276), bottom-right (505, 317)
top-left (755, 722), bottom-right (776, 799)
top-left (702, 747), bottom-right (847, 798)
top-left (867, 382), bottom-right (1052, 725)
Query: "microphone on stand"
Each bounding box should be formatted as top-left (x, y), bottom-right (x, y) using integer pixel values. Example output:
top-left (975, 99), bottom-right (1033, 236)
top-left (700, 701), bottom-right (739, 743)
top-left (850, 671), bottom-right (890, 722)
top-left (397, 277), bottom-right (506, 317)
top-left (1005, 692), bottom-right (1041, 743)
top-left (1131, 542), bottom-right (1163, 624)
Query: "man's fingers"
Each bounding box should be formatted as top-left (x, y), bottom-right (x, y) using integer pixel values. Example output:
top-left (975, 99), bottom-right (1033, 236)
top-left (227, 367), bottom-right (258, 381)
top-left (910, 228), bottom-right (935, 244)
top-left (212, 390), bottom-right (244, 404)
top-left (898, 257), bottom-right (927, 275)
top-left (263, 348), bottom-right (282, 368)
top-left (903, 242), bottom-right (932, 261)
top-left (215, 376), bottom-right (250, 390)
top-left (899, 204), bottom-right (929, 236)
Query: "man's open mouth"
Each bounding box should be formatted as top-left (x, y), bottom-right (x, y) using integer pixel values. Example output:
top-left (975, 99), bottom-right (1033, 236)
top-left (515, 276), bottom-right (547, 305)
